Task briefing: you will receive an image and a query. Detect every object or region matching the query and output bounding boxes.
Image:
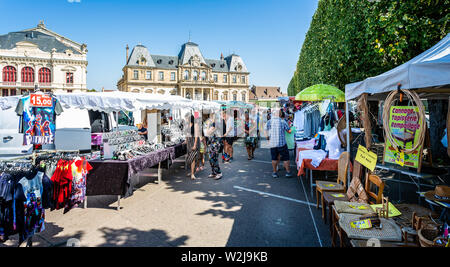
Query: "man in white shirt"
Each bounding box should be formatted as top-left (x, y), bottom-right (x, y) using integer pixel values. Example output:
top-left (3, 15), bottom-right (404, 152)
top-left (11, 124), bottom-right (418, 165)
top-left (222, 110), bottom-right (236, 162)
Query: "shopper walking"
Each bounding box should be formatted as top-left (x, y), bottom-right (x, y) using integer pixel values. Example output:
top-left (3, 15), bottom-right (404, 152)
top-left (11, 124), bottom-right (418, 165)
top-left (266, 109), bottom-right (293, 178)
top-left (220, 111), bottom-right (230, 163)
top-left (204, 114), bottom-right (223, 180)
top-left (185, 114), bottom-right (200, 180)
top-left (223, 110), bottom-right (235, 163)
top-left (197, 135), bottom-right (206, 172)
top-left (244, 111), bottom-right (257, 160)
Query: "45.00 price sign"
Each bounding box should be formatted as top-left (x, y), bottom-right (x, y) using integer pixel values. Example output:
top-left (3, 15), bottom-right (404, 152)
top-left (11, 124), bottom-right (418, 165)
top-left (30, 93), bottom-right (53, 107)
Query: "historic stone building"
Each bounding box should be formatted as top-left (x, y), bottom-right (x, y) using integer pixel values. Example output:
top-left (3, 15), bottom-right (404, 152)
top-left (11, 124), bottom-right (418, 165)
top-left (117, 42), bottom-right (250, 102)
top-left (0, 22), bottom-right (88, 96)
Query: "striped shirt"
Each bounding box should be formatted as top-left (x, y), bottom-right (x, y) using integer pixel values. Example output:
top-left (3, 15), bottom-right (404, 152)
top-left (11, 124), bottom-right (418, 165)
top-left (266, 118), bottom-right (290, 148)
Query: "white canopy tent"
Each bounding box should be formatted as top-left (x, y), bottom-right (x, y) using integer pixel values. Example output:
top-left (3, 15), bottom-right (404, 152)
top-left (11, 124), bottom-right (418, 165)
top-left (55, 91), bottom-right (221, 112)
top-left (343, 34), bottom-right (450, 187)
top-left (1, 91), bottom-right (221, 112)
top-left (345, 33), bottom-right (450, 101)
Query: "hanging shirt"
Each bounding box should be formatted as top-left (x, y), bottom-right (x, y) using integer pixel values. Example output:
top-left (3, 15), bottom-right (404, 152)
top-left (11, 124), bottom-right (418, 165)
top-left (293, 110), bottom-right (305, 131)
top-left (15, 94), bottom-right (63, 145)
top-left (69, 158), bottom-right (92, 210)
top-left (18, 172), bottom-right (46, 241)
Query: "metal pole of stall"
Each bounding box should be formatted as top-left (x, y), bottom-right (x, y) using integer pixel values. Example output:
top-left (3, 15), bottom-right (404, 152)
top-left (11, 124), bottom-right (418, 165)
top-left (116, 111), bottom-right (121, 210)
top-left (116, 111), bottom-right (119, 131)
top-left (345, 100), bottom-right (351, 189)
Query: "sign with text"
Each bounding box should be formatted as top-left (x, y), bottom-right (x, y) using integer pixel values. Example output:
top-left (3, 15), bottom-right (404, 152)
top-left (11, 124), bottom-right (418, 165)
top-left (30, 93), bottom-right (53, 107)
top-left (355, 145), bottom-right (377, 172)
top-left (383, 106), bottom-right (423, 168)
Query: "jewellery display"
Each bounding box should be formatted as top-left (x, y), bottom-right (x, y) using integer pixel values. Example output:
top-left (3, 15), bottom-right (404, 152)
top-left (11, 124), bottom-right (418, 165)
top-left (113, 141), bottom-right (167, 161)
top-left (161, 120), bottom-right (185, 147)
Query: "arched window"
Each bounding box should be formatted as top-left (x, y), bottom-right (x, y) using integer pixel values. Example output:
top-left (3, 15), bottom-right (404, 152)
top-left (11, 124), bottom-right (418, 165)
top-left (201, 71), bottom-right (206, 81)
top-left (233, 94), bottom-right (237, 101)
top-left (193, 71), bottom-right (198, 81)
top-left (242, 92), bottom-right (246, 102)
top-left (184, 70), bottom-right (190, 80)
top-left (39, 67), bottom-right (51, 83)
top-left (2, 66), bottom-right (17, 82)
top-left (21, 67), bottom-right (34, 83)
top-left (66, 72), bottom-right (74, 84)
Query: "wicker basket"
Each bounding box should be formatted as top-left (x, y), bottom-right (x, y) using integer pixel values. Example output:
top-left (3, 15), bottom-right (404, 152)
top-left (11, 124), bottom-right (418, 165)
top-left (417, 228), bottom-right (446, 247)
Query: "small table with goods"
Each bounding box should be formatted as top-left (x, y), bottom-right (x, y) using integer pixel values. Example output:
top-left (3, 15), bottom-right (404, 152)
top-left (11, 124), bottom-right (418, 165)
top-left (330, 200), bottom-right (447, 247)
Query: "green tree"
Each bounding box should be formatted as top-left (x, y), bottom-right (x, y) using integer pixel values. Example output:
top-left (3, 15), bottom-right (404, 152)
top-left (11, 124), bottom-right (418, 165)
top-left (289, 0), bottom-right (449, 96)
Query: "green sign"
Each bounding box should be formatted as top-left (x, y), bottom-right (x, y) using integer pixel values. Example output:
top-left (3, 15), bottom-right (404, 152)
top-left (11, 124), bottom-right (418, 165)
top-left (383, 106), bottom-right (423, 168)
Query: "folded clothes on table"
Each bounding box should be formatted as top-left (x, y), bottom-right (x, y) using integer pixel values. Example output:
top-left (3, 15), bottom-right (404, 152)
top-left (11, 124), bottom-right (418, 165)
top-left (297, 149), bottom-right (327, 168)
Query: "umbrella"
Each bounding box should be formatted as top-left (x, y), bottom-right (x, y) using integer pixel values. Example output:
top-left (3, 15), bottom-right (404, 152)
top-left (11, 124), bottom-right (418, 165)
top-left (295, 84), bottom-right (345, 102)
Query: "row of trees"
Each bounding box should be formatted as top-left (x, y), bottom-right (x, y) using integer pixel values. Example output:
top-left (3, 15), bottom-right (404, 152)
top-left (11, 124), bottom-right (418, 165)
top-left (288, 0), bottom-right (449, 96)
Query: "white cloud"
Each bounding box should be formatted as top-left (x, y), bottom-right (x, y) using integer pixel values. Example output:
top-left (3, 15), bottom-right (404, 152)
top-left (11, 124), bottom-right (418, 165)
top-left (67, 0), bottom-right (81, 3)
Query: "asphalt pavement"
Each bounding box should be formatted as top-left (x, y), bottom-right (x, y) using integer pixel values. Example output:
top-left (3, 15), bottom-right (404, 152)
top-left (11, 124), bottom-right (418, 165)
top-left (1, 141), bottom-right (332, 247)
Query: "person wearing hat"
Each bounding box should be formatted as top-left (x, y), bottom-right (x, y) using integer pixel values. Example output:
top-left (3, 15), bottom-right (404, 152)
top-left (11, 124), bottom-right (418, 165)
top-left (425, 185), bottom-right (450, 203)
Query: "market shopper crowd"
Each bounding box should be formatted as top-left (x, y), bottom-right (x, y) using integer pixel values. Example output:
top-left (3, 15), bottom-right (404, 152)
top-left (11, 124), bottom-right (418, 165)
top-left (180, 106), bottom-right (297, 181)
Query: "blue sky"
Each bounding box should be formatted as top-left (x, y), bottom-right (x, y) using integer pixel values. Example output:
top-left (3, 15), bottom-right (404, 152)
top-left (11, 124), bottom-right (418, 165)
top-left (0, 0), bottom-right (318, 93)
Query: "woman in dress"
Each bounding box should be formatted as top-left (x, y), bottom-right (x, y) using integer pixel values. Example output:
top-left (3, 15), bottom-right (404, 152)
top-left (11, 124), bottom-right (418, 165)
top-left (185, 114), bottom-right (200, 180)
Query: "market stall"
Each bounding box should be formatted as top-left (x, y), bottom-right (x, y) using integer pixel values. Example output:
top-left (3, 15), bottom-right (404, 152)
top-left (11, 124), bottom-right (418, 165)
top-left (0, 91), bottom-right (221, 212)
top-left (344, 33), bottom-right (450, 201)
top-left (293, 84), bottom-right (348, 195)
top-left (329, 34), bottom-right (450, 247)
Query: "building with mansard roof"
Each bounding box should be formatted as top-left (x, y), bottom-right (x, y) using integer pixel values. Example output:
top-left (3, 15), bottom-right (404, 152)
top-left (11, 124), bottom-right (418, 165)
top-left (0, 21), bottom-right (88, 96)
top-left (117, 42), bottom-right (250, 102)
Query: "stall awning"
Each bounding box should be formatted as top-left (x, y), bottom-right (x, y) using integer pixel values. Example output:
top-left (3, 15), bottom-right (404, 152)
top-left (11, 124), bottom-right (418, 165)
top-left (345, 34), bottom-right (450, 101)
top-left (1, 91), bottom-right (222, 112)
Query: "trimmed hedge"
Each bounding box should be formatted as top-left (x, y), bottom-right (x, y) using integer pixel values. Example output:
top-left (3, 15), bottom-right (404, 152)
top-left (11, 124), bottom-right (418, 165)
top-left (288, 0), bottom-right (450, 96)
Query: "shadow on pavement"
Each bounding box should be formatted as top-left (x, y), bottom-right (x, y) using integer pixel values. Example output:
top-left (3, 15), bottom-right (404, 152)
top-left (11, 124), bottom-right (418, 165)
top-left (162, 142), bottom-right (331, 247)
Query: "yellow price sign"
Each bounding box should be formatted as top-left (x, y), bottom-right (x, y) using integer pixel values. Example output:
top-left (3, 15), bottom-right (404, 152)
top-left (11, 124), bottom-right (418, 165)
top-left (355, 145), bottom-right (377, 172)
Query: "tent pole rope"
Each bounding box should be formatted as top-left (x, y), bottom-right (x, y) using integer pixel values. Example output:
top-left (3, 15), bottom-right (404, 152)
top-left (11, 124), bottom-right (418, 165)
top-left (382, 89), bottom-right (426, 154)
top-left (357, 93), bottom-right (372, 150)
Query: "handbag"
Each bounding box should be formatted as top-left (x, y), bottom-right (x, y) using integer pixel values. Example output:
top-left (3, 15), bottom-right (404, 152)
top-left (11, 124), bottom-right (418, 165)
top-left (186, 150), bottom-right (199, 164)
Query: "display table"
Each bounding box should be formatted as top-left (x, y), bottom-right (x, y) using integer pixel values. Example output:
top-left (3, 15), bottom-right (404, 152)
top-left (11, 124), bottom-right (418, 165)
top-left (86, 146), bottom-right (176, 210)
top-left (375, 163), bottom-right (445, 204)
top-left (296, 147), bottom-right (351, 198)
top-left (331, 203), bottom-right (434, 247)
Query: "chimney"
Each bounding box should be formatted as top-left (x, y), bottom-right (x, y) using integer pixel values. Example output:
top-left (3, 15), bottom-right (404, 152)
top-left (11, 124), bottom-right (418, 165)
top-left (220, 53), bottom-right (224, 61)
top-left (126, 44), bottom-right (129, 64)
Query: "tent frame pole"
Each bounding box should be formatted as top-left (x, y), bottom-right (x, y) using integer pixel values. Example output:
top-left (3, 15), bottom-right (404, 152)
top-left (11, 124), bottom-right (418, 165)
top-left (345, 101), bottom-right (351, 189)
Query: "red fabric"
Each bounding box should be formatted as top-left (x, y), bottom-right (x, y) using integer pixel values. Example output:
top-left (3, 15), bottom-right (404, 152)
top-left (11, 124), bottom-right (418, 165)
top-left (297, 158), bottom-right (340, 176)
top-left (337, 110), bottom-right (343, 119)
top-left (51, 160), bottom-right (74, 210)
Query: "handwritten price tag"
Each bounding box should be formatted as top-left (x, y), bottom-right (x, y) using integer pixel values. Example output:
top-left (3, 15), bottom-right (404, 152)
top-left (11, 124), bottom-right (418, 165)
top-left (30, 94), bottom-right (53, 107)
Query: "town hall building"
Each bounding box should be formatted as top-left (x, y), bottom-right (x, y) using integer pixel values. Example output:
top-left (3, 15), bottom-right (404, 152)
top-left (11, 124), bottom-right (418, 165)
top-left (117, 42), bottom-right (250, 102)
